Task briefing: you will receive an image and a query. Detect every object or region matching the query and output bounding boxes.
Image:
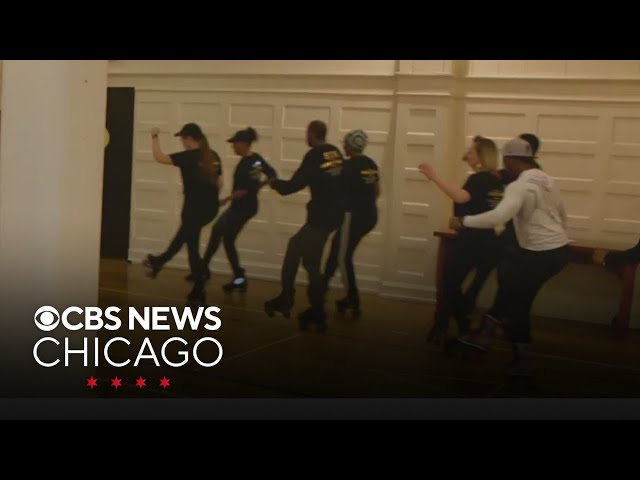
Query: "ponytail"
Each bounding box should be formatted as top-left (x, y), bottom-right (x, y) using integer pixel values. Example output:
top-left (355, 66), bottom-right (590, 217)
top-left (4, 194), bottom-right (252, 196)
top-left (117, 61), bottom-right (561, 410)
top-left (246, 127), bottom-right (258, 143)
top-left (197, 135), bottom-right (220, 187)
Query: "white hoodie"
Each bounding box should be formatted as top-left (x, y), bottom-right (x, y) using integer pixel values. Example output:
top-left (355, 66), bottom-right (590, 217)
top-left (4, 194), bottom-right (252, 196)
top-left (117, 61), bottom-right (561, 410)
top-left (462, 169), bottom-right (569, 251)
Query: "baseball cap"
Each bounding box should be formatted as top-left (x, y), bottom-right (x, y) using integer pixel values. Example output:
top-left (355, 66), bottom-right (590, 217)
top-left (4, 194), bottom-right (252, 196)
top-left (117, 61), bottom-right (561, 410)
top-left (502, 137), bottom-right (534, 158)
top-left (174, 123), bottom-right (204, 139)
top-left (227, 128), bottom-right (257, 144)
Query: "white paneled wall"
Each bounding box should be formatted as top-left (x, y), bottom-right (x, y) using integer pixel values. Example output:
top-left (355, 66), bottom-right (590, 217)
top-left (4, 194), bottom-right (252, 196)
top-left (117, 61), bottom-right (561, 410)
top-left (461, 103), bottom-right (640, 246)
top-left (127, 85), bottom-right (397, 294)
top-left (460, 77), bottom-right (640, 327)
top-left (109, 60), bottom-right (640, 328)
top-left (382, 96), bottom-right (451, 300)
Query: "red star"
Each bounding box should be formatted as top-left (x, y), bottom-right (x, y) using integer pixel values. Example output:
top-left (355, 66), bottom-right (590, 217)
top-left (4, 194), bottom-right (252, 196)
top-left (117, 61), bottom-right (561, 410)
top-left (159, 376), bottom-right (171, 389)
top-left (111, 376), bottom-right (123, 389)
top-left (135, 376), bottom-right (147, 389)
top-left (86, 376), bottom-right (98, 389)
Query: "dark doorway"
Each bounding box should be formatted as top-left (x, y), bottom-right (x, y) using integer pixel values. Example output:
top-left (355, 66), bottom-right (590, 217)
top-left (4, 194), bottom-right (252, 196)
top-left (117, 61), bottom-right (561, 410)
top-left (100, 87), bottom-right (135, 259)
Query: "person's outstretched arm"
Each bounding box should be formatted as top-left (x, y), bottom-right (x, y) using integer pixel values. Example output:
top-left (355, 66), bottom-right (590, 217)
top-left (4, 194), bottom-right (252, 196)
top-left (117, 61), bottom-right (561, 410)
top-left (462, 183), bottom-right (525, 229)
top-left (419, 162), bottom-right (471, 204)
top-left (271, 152), bottom-right (313, 196)
top-left (261, 158), bottom-right (278, 181)
top-left (151, 127), bottom-right (173, 165)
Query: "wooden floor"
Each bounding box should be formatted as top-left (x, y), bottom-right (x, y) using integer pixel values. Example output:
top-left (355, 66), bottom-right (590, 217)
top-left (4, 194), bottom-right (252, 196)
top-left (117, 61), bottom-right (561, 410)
top-left (95, 259), bottom-right (640, 398)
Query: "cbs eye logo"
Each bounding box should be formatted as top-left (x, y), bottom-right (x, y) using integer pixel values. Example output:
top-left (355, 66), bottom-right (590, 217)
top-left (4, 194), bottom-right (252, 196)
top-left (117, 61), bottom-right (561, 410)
top-left (34, 306), bottom-right (60, 332)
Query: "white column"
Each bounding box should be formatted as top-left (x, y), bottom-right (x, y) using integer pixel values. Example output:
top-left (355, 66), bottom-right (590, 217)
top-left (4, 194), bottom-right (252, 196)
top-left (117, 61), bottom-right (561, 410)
top-left (0, 60), bottom-right (108, 395)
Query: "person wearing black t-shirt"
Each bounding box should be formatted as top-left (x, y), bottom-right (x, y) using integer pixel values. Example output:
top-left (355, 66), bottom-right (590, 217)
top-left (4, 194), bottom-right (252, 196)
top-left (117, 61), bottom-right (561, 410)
top-left (194, 127), bottom-right (277, 292)
top-left (266, 120), bottom-right (345, 331)
top-left (454, 137), bottom-right (569, 379)
top-left (462, 133), bottom-right (542, 315)
top-left (461, 134), bottom-right (543, 367)
top-left (143, 123), bottom-right (222, 303)
top-left (419, 136), bottom-right (504, 344)
top-left (323, 130), bottom-right (379, 315)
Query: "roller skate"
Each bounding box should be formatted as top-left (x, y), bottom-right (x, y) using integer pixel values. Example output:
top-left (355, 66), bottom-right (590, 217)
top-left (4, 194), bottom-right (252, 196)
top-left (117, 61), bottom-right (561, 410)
top-left (264, 294), bottom-right (293, 319)
top-left (336, 296), bottom-right (361, 317)
top-left (298, 308), bottom-right (327, 333)
top-left (143, 254), bottom-right (162, 279)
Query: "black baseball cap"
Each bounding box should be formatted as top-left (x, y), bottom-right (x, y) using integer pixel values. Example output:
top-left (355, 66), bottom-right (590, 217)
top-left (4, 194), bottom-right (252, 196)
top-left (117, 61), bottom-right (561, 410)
top-left (174, 123), bottom-right (204, 139)
top-left (227, 129), bottom-right (254, 143)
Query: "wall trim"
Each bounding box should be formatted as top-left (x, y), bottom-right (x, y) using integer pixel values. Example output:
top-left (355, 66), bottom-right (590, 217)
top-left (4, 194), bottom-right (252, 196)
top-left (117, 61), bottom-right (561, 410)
top-left (110, 72), bottom-right (640, 105)
top-left (464, 94), bottom-right (640, 104)
top-left (468, 75), bottom-right (640, 83)
top-left (121, 86), bottom-right (396, 97)
top-left (108, 73), bottom-right (396, 98)
top-left (108, 71), bottom-right (397, 79)
top-left (394, 72), bottom-right (453, 79)
top-left (109, 70), bottom-right (640, 83)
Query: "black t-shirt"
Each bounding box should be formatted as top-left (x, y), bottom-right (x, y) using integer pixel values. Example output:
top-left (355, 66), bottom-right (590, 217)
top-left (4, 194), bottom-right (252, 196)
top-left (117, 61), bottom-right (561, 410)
top-left (454, 170), bottom-right (504, 225)
top-left (271, 143), bottom-right (345, 230)
top-left (497, 169), bottom-right (518, 248)
top-left (498, 168), bottom-right (517, 186)
top-left (231, 153), bottom-right (277, 213)
top-left (343, 155), bottom-right (379, 218)
top-left (170, 148), bottom-right (222, 209)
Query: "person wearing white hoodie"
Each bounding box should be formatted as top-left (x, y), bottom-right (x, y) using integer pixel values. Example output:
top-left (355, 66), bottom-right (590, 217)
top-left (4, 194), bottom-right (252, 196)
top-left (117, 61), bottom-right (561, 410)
top-left (451, 137), bottom-right (570, 378)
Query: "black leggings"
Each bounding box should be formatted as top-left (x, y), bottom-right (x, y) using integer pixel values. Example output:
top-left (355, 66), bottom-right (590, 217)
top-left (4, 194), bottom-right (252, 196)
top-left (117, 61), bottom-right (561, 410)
top-left (156, 207), bottom-right (218, 281)
top-left (280, 223), bottom-right (334, 311)
top-left (494, 246), bottom-right (569, 343)
top-left (463, 225), bottom-right (516, 314)
top-left (324, 212), bottom-right (377, 301)
top-left (434, 232), bottom-right (500, 334)
top-left (605, 238), bottom-right (640, 269)
top-left (202, 207), bottom-right (254, 277)
top-left (486, 243), bottom-right (519, 322)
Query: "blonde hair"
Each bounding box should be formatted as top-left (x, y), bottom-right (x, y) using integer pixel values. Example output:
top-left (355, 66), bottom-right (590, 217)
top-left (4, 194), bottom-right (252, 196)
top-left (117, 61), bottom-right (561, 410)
top-left (472, 135), bottom-right (498, 172)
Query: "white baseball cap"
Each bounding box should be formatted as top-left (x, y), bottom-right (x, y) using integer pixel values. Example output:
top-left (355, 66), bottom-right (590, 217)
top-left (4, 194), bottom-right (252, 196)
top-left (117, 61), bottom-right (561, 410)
top-left (502, 138), bottom-right (534, 158)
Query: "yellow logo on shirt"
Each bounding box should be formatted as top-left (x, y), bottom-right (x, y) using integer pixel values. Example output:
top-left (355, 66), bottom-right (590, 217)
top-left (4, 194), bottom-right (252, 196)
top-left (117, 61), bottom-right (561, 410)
top-left (361, 169), bottom-right (379, 185)
top-left (487, 189), bottom-right (504, 209)
top-left (321, 160), bottom-right (343, 169)
top-left (321, 150), bottom-right (343, 169)
top-left (323, 151), bottom-right (341, 161)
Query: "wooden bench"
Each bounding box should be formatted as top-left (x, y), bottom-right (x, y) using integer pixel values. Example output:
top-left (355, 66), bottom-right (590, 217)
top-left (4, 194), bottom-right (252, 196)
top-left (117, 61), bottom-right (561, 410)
top-left (434, 231), bottom-right (638, 337)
